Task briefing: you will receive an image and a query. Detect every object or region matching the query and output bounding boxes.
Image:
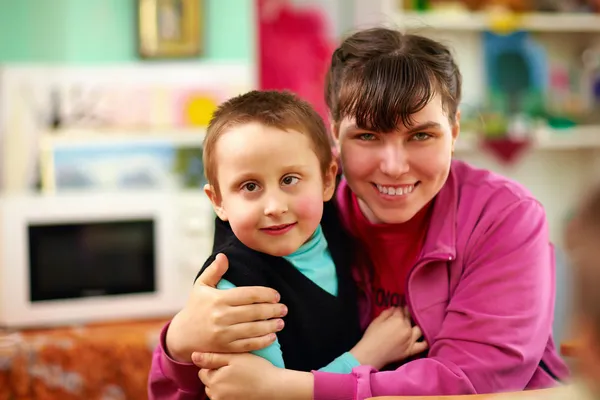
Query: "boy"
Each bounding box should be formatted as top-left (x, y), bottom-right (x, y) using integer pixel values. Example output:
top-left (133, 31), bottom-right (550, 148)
top-left (195, 90), bottom-right (428, 373)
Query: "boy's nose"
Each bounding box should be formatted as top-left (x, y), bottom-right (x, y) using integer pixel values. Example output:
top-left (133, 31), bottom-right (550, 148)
top-left (263, 194), bottom-right (288, 216)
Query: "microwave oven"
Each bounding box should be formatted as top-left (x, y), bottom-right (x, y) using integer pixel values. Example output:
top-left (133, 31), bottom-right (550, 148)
top-left (0, 191), bottom-right (214, 328)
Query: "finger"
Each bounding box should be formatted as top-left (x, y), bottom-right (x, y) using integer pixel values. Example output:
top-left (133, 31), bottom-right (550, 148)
top-left (223, 303), bottom-right (288, 325)
top-left (375, 308), bottom-right (394, 321)
top-left (222, 286), bottom-right (281, 306)
top-left (192, 352), bottom-right (230, 369)
top-left (409, 340), bottom-right (429, 356)
top-left (228, 333), bottom-right (278, 353)
top-left (198, 368), bottom-right (214, 386)
top-left (392, 307), bottom-right (404, 317)
top-left (385, 307), bottom-right (402, 322)
top-left (224, 319), bottom-right (283, 342)
top-left (410, 325), bottom-right (423, 342)
top-left (195, 253), bottom-right (229, 288)
top-left (403, 306), bottom-right (411, 323)
top-left (383, 307), bottom-right (396, 316)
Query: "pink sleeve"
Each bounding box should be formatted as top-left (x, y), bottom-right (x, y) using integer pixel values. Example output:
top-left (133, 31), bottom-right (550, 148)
top-left (147, 322), bottom-right (206, 400)
top-left (313, 199), bottom-right (559, 399)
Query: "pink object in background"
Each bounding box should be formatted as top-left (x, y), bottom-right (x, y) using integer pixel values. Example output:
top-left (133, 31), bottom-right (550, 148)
top-left (257, 0), bottom-right (334, 125)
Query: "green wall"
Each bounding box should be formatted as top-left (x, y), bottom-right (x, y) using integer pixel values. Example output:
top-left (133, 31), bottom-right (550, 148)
top-left (0, 0), bottom-right (255, 63)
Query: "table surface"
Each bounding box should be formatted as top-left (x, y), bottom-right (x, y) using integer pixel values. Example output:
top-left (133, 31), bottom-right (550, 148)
top-left (0, 318), bottom-right (170, 400)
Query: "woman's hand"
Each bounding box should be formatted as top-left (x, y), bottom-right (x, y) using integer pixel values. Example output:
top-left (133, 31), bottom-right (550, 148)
top-left (193, 352), bottom-right (314, 400)
top-left (165, 254), bottom-right (288, 362)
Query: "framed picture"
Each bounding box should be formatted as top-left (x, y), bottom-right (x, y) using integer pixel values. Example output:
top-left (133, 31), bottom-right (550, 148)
top-left (137, 0), bottom-right (202, 59)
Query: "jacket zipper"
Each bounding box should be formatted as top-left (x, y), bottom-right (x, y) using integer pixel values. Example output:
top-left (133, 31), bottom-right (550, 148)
top-left (539, 359), bottom-right (561, 382)
top-left (405, 253), bottom-right (453, 349)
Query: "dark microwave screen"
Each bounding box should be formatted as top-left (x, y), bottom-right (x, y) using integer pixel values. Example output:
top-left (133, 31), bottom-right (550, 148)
top-left (28, 220), bottom-right (156, 302)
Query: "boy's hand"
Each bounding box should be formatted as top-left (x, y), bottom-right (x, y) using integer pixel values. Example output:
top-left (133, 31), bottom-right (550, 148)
top-left (165, 254), bottom-right (287, 362)
top-left (350, 307), bottom-right (428, 370)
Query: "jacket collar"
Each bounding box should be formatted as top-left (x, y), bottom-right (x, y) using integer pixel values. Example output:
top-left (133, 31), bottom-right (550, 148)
top-left (419, 160), bottom-right (459, 261)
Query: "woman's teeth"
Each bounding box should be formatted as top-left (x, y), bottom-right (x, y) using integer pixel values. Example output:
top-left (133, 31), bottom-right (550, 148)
top-left (376, 184), bottom-right (415, 196)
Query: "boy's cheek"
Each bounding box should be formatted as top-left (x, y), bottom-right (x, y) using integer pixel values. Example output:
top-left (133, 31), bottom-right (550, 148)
top-left (295, 194), bottom-right (325, 220)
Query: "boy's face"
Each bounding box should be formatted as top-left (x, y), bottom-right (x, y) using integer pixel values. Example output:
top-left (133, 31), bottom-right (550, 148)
top-left (205, 122), bottom-right (336, 257)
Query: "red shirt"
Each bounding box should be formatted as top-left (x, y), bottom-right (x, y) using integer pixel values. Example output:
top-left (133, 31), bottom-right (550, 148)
top-left (348, 193), bottom-right (432, 318)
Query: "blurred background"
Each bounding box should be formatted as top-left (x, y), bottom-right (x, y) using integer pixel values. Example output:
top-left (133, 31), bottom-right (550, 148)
top-left (0, 0), bottom-right (598, 397)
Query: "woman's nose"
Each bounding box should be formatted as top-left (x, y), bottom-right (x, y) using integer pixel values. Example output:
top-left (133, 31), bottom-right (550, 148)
top-left (380, 145), bottom-right (409, 178)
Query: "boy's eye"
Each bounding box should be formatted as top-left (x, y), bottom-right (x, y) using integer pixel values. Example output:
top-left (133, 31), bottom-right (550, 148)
top-left (242, 182), bottom-right (260, 192)
top-left (358, 133), bottom-right (376, 141)
top-left (282, 176), bottom-right (299, 186)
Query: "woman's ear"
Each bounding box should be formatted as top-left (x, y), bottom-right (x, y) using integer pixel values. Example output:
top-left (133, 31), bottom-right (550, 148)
top-left (451, 110), bottom-right (461, 153)
top-left (204, 184), bottom-right (228, 221)
top-left (322, 161), bottom-right (339, 201)
top-left (330, 123), bottom-right (341, 164)
top-left (330, 122), bottom-right (340, 142)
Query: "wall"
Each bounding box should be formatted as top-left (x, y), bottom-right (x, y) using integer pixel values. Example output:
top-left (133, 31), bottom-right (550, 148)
top-left (0, 0), bottom-right (255, 63)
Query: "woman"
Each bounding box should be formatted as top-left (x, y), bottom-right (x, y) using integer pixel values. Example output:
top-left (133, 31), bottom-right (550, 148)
top-left (148, 27), bottom-right (570, 399)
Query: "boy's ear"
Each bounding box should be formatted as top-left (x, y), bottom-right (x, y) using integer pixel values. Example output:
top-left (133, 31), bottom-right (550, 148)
top-left (204, 184), bottom-right (228, 221)
top-left (322, 161), bottom-right (338, 202)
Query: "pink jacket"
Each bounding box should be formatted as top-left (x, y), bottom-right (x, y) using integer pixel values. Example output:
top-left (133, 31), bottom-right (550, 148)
top-left (147, 160), bottom-right (570, 399)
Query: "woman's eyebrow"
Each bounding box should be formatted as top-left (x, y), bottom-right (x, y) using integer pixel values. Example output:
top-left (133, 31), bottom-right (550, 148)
top-left (405, 121), bottom-right (442, 134)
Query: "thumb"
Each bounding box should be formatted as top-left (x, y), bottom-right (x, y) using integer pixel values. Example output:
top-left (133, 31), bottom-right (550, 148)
top-left (408, 340), bottom-right (429, 356)
top-left (196, 253), bottom-right (229, 288)
top-left (192, 351), bottom-right (230, 369)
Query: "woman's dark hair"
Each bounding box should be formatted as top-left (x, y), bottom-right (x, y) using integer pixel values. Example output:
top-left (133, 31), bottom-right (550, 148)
top-left (325, 27), bottom-right (462, 131)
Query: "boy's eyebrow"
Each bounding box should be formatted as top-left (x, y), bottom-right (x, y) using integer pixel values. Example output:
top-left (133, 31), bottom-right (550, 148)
top-left (229, 171), bottom-right (258, 186)
top-left (281, 164), bottom-right (310, 172)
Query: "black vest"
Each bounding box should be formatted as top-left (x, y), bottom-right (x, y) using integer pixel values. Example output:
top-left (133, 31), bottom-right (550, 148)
top-left (199, 200), bottom-right (361, 372)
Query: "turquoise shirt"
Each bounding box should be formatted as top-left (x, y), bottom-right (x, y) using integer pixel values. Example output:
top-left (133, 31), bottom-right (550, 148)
top-left (217, 225), bottom-right (360, 373)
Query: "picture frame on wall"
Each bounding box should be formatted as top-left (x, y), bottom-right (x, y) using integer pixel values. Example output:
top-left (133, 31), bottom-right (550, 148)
top-left (137, 0), bottom-right (202, 59)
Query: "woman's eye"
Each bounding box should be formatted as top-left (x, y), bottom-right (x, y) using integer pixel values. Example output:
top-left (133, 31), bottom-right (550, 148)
top-left (358, 133), bottom-right (376, 141)
top-left (242, 182), bottom-right (259, 192)
top-left (282, 176), bottom-right (299, 186)
top-left (412, 132), bottom-right (432, 141)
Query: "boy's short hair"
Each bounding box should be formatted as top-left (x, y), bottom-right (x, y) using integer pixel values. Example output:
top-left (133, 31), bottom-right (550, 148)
top-left (566, 184), bottom-right (600, 334)
top-left (203, 90), bottom-right (333, 194)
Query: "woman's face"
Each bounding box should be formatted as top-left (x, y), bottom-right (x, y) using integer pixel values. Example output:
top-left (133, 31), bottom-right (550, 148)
top-left (333, 94), bottom-right (459, 224)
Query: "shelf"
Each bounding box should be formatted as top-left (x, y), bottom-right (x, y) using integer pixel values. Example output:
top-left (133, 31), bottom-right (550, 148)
top-left (396, 11), bottom-right (600, 32)
top-left (38, 126), bottom-right (600, 153)
top-left (455, 125), bottom-right (600, 152)
top-left (39, 128), bottom-right (206, 149)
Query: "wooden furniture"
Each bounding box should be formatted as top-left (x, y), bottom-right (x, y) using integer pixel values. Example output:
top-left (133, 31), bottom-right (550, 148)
top-left (368, 387), bottom-right (562, 399)
top-left (0, 318), bottom-right (169, 400)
